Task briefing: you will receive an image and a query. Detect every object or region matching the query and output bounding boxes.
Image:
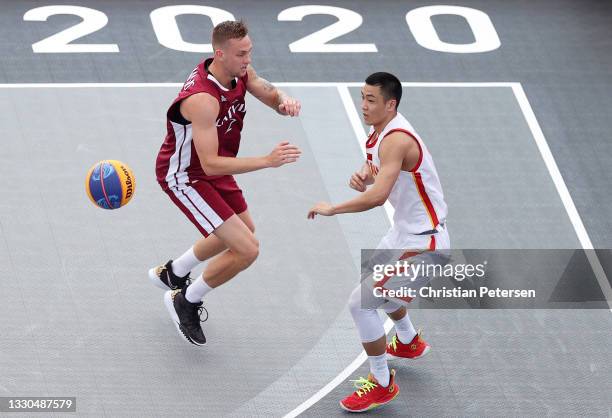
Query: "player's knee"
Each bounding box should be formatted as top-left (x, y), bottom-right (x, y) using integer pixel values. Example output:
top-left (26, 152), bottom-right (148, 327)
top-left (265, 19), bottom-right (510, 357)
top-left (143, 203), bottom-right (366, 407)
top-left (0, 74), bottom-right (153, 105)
top-left (245, 239), bottom-right (260, 264)
top-left (236, 239), bottom-right (259, 269)
top-left (348, 285), bottom-right (385, 342)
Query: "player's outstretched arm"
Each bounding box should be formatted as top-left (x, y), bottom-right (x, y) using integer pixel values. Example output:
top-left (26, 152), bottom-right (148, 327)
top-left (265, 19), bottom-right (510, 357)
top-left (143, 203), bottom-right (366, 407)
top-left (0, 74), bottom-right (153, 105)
top-left (308, 133), bottom-right (416, 218)
top-left (184, 93), bottom-right (301, 176)
top-left (246, 65), bottom-right (301, 117)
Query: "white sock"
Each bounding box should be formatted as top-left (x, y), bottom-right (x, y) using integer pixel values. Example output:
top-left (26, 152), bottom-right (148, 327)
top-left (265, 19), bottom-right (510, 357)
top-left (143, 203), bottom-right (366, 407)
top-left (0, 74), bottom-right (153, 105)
top-left (394, 312), bottom-right (417, 344)
top-left (171, 247), bottom-right (201, 277)
top-left (185, 277), bottom-right (214, 303)
top-left (368, 353), bottom-right (390, 387)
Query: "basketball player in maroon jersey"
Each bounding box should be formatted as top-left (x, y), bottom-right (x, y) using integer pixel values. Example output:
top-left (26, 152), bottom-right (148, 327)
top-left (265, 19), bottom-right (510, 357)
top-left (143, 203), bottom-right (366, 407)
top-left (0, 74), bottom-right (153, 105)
top-left (150, 20), bottom-right (301, 346)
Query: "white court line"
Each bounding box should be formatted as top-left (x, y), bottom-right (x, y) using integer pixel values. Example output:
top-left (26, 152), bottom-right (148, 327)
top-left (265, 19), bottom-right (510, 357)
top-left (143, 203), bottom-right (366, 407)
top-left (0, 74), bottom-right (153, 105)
top-left (337, 86), bottom-right (396, 221)
top-left (0, 82), bottom-right (516, 88)
top-left (282, 86), bottom-right (398, 418)
top-left (512, 84), bottom-right (612, 312)
top-left (284, 83), bottom-right (612, 418)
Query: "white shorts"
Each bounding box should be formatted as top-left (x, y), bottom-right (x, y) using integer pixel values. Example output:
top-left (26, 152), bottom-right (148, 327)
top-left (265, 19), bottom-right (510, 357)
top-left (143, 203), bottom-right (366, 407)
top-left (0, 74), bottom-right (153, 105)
top-left (358, 223), bottom-right (451, 309)
top-left (377, 222), bottom-right (450, 251)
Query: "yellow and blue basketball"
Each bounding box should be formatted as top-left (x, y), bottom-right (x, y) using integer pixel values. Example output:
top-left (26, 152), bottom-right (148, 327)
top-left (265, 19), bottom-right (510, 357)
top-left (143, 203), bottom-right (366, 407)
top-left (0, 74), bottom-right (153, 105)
top-left (85, 160), bottom-right (136, 210)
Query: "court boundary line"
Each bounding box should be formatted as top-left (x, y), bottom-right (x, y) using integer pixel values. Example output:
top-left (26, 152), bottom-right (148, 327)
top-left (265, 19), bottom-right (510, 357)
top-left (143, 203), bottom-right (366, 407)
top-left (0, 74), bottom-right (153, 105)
top-left (283, 82), bottom-right (611, 418)
top-left (512, 84), bottom-right (612, 311)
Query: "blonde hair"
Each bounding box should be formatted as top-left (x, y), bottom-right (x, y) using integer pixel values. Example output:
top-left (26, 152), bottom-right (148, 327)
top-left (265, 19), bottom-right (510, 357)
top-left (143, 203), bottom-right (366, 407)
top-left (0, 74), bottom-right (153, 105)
top-left (212, 20), bottom-right (248, 49)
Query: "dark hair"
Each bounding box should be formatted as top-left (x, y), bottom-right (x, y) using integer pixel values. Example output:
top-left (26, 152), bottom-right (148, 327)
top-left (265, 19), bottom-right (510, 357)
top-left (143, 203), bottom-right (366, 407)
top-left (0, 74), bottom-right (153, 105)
top-left (365, 72), bottom-right (402, 108)
top-left (212, 20), bottom-right (248, 49)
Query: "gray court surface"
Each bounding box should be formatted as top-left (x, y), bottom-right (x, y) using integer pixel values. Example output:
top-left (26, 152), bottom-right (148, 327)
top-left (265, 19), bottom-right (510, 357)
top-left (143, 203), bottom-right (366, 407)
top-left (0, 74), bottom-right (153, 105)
top-left (1, 0), bottom-right (611, 417)
top-left (1, 0), bottom-right (611, 246)
top-left (1, 85), bottom-right (610, 417)
top-left (0, 86), bottom-right (366, 416)
top-left (302, 87), bottom-right (611, 417)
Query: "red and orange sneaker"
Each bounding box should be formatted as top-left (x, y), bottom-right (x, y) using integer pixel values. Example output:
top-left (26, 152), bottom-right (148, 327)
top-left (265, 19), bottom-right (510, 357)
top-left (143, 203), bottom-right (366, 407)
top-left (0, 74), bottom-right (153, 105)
top-left (339, 369), bottom-right (400, 413)
top-left (386, 330), bottom-right (431, 360)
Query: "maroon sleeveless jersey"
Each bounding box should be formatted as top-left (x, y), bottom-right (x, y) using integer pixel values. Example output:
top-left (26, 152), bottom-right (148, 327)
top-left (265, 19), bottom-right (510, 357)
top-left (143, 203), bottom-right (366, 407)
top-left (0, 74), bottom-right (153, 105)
top-left (156, 58), bottom-right (248, 187)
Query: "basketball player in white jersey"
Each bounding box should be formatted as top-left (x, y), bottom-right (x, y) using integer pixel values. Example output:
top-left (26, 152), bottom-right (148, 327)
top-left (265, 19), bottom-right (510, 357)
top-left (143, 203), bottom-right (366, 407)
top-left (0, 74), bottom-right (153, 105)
top-left (308, 72), bottom-right (449, 412)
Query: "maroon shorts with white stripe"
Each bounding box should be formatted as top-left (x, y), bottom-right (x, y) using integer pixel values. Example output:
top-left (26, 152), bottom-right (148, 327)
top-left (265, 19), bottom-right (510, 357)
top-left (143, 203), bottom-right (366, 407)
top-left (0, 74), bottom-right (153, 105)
top-left (160, 176), bottom-right (247, 237)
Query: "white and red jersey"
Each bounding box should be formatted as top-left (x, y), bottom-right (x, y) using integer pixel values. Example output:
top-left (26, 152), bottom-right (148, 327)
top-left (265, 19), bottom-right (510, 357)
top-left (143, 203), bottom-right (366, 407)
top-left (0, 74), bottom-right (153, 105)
top-left (366, 112), bottom-right (448, 235)
top-left (156, 58), bottom-right (248, 189)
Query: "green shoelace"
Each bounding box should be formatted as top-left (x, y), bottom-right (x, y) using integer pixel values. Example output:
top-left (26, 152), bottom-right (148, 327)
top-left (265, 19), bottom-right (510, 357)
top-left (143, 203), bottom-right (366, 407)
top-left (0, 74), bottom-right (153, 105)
top-left (350, 377), bottom-right (378, 398)
top-left (388, 334), bottom-right (399, 351)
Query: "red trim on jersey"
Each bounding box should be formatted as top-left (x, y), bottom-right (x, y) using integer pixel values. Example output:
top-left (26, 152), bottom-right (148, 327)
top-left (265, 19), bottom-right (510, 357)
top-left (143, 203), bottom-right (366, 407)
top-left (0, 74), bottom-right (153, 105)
top-left (383, 128), bottom-right (423, 172)
top-left (412, 141), bottom-right (423, 172)
top-left (412, 172), bottom-right (440, 229)
top-left (365, 131), bottom-right (379, 149)
top-left (367, 153), bottom-right (372, 161)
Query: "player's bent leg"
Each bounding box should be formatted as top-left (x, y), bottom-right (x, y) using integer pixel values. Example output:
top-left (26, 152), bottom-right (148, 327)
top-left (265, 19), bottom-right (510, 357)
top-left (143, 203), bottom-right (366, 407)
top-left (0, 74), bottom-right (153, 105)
top-left (164, 211), bottom-right (258, 346)
top-left (191, 209), bottom-right (255, 260)
top-left (159, 180), bottom-right (256, 346)
top-left (162, 221), bottom-right (257, 348)
top-left (149, 234), bottom-right (227, 291)
top-left (341, 285), bottom-right (399, 413)
top-left (348, 285), bottom-right (386, 344)
top-left (178, 213), bottom-right (257, 305)
top-left (201, 214), bottom-right (259, 288)
top-left (180, 209), bottom-right (257, 293)
top-left (150, 180), bottom-right (230, 290)
top-left (192, 234), bottom-right (227, 262)
top-left (189, 209), bottom-right (255, 265)
top-left (151, 179), bottom-right (256, 292)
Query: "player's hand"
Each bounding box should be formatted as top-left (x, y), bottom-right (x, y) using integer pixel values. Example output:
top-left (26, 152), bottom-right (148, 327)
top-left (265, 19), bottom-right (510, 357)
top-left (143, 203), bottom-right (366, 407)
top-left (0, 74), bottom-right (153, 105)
top-left (349, 171), bottom-right (368, 192)
top-left (278, 97), bottom-right (301, 117)
top-left (349, 165), bottom-right (374, 191)
top-left (307, 202), bottom-right (335, 219)
top-left (362, 165), bottom-right (374, 186)
top-left (267, 141), bottom-right (301, 167)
